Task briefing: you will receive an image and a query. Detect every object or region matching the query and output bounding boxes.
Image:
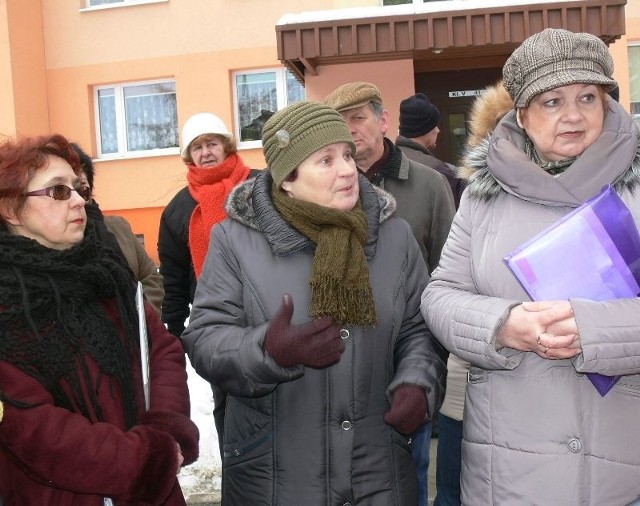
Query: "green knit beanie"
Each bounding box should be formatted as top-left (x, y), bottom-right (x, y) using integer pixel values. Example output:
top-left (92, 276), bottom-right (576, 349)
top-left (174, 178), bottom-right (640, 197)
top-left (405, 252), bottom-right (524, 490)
top-left (262, 101), bottom-right (356, 188)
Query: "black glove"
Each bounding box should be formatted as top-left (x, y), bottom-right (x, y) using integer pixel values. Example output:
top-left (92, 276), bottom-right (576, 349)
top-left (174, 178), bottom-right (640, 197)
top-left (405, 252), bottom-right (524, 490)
top-left (263, 294), bottom-right (345, 368)
top-left (384, 384), bottom-right (428, 435)
top-left (167, 322), bottom-right (185, 338)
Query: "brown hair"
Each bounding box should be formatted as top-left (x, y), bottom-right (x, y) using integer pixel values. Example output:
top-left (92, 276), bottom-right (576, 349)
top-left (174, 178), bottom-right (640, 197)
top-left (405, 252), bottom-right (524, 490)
top-left (181, 133), bottom-right (238, 165)
top-left (0, 134), bottom-right (81, 229)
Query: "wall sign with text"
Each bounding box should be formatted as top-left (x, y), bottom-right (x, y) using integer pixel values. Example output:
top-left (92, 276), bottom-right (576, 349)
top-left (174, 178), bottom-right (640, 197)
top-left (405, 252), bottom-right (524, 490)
top-left (449, 90), bottom-right (483, 98)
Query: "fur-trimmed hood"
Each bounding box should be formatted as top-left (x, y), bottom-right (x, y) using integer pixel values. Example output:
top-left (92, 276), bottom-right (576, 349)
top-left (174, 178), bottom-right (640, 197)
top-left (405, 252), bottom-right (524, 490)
top-left (225, 170), bottom-right (396, 258)
top-left (460, 81), bottom-right (640, 204)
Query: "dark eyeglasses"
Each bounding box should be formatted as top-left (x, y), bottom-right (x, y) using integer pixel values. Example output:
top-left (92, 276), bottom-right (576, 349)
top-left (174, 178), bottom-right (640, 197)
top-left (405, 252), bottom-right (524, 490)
top-left (24, 184), bottom-right (92, 202)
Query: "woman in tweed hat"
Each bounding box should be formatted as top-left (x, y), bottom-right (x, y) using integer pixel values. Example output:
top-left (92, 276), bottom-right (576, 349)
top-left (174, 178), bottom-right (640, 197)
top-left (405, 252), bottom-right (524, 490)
top-left (422, 28), bottom-right (640, 505)
top-left (182, 101), bottom-right (446, 505)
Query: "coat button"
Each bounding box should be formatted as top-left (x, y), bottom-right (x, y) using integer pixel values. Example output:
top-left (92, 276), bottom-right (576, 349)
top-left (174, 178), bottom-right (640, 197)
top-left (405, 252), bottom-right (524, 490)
top-left (343, 503), bottom-right (352, 506)
top-left (567, 438), bottom-right (582, 453)
top-left (340, 328), bottom-right (350, 339)
top-left (341, 421), bottom-right (352, 431)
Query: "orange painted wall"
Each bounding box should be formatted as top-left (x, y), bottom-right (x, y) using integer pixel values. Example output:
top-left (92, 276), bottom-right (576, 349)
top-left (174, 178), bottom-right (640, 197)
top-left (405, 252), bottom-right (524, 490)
top-left (44, 45), bottom-right (283, 264)
top-left (0, 2), bottom-right (16, 139)
top-left (103, 207), bottom-right (164, 265)
top-left (37, 0), bottom-right (339, 262)
top-left (0, 0), bottom-right (49, 138)
top-left (612, 0), bottom-right (640, 109)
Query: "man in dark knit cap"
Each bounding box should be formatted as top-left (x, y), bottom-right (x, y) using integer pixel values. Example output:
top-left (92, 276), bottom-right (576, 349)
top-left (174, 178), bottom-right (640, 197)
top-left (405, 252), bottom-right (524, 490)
top-left (325, 82), bottom-right (452, 506)
top-left (396, 93), bottom-right (466, 208)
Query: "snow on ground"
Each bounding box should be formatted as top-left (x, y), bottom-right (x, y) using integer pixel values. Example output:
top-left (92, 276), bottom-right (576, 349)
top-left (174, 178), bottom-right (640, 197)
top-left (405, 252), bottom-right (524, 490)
top-left (178, 360), bottom-right (222, 500)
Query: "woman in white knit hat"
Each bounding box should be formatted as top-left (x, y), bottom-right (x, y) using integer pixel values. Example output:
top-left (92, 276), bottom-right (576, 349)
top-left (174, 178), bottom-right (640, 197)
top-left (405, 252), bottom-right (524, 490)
top-left (422, 28), bottom-right (640, 505)
top-left (158, 112), bottom-right (254, 457)
top-left (158, 112), bottom-right (253, 339)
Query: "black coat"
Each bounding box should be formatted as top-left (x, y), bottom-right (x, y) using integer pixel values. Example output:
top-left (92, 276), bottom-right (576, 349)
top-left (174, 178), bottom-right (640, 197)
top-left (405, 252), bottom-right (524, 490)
top-left (158, 186), bottom-right (197, 338)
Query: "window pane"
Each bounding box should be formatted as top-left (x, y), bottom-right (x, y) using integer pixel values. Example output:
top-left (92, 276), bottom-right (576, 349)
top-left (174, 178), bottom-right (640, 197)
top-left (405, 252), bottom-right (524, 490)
top-left (383, 0), bottom-right (412, 5)
top-left (285, 70), bottom-right (305, 105)
top-left (123, 82), bottom-right (178, 151)
top-left (448, 112), bottom-right (467, 165)
top-left (98, 88), bottom-right (118, 155)
top-left (236, 72), bottom-right (277, 143)
top-left (628, 46), bottom-right (640, 125)
top-left (629, 46), bottom-right (640, 102)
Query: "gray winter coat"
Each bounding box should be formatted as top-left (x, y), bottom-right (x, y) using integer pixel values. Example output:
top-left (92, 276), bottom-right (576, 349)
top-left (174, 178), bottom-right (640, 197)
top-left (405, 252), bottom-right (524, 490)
top-left (379, 147), bottom-right (455, 274)
top-left (422, 99), bottom-right (640, 505)
top-left (183, 171), bottom-right (446, 506)
top-left (395, 135), bottom-right (466, 208)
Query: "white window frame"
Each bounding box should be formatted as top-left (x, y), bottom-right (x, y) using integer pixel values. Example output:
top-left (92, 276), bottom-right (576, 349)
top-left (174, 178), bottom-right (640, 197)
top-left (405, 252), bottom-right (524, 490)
top-left (93, 78), bottom-right (179, 159)
top-left (380, 0), bottom-right (438, 4)
top-left (381, 0), bottom-right (415, 5)
top-left (82, 0), bottom-right (168, 12)
top-left (232, 68), bottom-right (305, 150)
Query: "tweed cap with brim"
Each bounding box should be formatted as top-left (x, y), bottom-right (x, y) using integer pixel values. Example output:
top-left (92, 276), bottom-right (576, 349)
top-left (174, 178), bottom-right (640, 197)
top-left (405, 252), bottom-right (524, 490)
top-left (262, 101), bottom-right (356, 188)
top-left (503, 28), bottom-right (617, 108)
top-left (324, 81), bottom-right (383, 112)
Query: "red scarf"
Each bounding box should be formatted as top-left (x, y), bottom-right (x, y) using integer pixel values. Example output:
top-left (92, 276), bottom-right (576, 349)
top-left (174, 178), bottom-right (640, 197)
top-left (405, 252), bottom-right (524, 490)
top-left (187, 153), bottom-right (250, 278)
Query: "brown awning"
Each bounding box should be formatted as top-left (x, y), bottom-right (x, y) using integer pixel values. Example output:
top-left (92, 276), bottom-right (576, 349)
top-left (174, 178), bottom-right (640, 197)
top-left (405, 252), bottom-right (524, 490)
top-left (276, 0), bottom-right (627, 82)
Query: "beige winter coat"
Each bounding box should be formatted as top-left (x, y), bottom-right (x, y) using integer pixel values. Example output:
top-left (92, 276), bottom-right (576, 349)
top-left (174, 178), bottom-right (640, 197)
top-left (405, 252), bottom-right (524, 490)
top-left (422, 92), bottom-right (640, 505)
top-left (104, 215), bottom-right (164, 314)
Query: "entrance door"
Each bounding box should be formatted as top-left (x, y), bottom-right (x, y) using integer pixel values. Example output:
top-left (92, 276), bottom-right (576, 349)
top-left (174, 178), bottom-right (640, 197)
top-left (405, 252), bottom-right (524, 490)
top-left (414, 68), bottom-right (503, 166)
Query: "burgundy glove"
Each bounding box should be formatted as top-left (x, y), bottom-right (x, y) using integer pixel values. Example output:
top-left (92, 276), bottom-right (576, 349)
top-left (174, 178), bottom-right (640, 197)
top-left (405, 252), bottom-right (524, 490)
top-left (263, 294), bottom-right (345, 369)
top-left (384, 384), bottom-right (428, 435)
top-left (139, 410), bottom-right (200, 466)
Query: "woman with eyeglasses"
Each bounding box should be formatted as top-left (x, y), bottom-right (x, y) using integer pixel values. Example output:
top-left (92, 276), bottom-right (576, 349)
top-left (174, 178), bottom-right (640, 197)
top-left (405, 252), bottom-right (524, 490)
top-left (0, 134), bottom-right (199, 505)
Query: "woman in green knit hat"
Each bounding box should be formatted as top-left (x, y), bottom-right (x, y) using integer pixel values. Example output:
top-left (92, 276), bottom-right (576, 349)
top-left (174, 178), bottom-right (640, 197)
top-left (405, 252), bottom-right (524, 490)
top-left (182, 100), bottom-right (445, 505)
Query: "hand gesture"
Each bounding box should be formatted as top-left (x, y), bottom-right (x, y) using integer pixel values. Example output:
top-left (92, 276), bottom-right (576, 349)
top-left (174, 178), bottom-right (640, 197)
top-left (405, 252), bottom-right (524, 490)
top-left (263, 294), bottom-right (345, 368)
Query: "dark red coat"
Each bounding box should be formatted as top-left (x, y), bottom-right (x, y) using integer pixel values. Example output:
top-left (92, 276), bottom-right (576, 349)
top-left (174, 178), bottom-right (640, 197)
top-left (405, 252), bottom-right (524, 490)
top-left (0, 301), bottom-right (199, 505)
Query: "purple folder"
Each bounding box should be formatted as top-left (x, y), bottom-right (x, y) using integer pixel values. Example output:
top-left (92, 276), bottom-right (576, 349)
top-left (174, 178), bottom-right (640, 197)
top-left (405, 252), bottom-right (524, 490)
top-left (504, 185), bottom-right (640, 396)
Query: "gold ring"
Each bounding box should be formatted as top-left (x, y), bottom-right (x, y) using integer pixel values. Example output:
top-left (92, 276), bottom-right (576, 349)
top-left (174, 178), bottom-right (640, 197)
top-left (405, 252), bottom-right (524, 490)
top-left (544, 347), bottom-right (549, 353)
top-left (537, 334), bottom-right (542, 345)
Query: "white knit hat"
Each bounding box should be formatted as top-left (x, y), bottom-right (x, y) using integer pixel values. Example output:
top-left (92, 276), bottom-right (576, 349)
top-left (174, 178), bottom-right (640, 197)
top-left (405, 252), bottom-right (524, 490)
top-left (180, 112), bottom-right (232, 158)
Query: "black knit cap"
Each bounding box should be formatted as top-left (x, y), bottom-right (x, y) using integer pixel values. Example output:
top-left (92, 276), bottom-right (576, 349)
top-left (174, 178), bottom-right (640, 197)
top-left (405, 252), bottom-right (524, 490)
top-left (399, 93), bottom-right (440, 138)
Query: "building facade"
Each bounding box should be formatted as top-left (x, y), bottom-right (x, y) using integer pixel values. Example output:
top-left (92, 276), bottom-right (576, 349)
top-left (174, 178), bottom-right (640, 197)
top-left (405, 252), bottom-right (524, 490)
top-left (0, 0), bottom-right (638, 263)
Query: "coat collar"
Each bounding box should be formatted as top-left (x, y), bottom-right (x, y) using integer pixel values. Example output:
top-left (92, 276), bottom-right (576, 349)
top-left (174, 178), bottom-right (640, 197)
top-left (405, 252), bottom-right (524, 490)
top-left (225, 170), bottom-right (396, 257)
top-left (463, 100), bottom-right (640, 206)
top-left (395, 135), bottom-right (435, 158)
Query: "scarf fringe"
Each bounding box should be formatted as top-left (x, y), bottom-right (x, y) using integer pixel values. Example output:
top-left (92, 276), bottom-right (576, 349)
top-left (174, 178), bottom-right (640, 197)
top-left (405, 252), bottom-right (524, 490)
top-left (310, 277), bottom-right (377, 327)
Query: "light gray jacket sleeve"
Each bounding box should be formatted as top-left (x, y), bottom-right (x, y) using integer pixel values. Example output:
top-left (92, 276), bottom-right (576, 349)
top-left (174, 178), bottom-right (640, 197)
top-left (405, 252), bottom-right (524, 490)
top-left (570, 297), bottom-right (640, 376)
top-left (421, 193), bottom-right (522, 371)
top-left (181, 224), bottom-right (303, 398)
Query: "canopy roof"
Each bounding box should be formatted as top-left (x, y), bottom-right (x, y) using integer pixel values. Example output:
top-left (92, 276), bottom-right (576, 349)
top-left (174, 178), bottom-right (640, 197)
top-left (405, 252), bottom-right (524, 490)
top-left (276, 0), bottom-right (626, 82)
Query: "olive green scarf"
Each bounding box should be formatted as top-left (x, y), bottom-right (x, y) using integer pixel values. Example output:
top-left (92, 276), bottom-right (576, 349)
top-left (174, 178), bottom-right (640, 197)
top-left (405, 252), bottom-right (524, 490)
top-left (272, 185), bottom-right (377, 326)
